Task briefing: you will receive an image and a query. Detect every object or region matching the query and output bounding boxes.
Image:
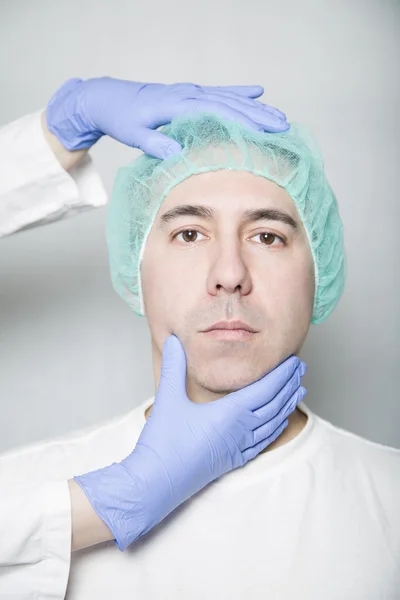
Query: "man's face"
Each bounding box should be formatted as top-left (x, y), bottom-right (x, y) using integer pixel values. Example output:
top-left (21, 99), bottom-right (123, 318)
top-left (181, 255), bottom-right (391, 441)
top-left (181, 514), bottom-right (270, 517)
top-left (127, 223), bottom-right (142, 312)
top-left (141, 169), bottom-right (315, 399)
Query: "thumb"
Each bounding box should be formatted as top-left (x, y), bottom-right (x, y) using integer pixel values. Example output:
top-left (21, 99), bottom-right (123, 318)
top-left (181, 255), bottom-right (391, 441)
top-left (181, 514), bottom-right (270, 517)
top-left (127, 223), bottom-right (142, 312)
top-left (132, 128), bottom-right (182, 159)
top-left (158, 335), bottom-right (187, 399)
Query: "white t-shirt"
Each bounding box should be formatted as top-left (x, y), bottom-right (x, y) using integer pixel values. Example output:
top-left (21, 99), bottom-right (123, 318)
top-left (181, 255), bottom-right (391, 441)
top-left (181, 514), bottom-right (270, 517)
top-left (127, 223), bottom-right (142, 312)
top-left (1, 396), bottom-right (399, 599)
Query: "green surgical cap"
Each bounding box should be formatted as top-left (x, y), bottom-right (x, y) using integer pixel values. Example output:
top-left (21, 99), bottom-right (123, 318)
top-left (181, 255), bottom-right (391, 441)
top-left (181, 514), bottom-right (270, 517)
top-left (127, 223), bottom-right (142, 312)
top-left (106, 113), bottom-right (345, 324)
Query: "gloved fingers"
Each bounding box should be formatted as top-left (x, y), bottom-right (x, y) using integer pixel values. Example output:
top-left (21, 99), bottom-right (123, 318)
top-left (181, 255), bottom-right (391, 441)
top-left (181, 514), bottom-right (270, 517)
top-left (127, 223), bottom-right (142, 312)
top-left (201, 88), bottom-right (286, 120)
top-left (197, 91), bottom-right (288, 129)
top-left (132, 127), bottom-right (182, 159)
top-left (174, 98), bottom-right (279, 133)
top-left (251, 386), bottom-right (307, 445)
top-left (241, 419), bottom-right (288, 462)
top-left (157, 335), bottom-right (187, 399)
top-left (252, 367), bottom-right (305, 424)
top-left (170, 83), bottom-right (264, 100)
top-left (228, 355), bottom-right (302, 412)
top-left (201, 84), bottom-right (264, 99)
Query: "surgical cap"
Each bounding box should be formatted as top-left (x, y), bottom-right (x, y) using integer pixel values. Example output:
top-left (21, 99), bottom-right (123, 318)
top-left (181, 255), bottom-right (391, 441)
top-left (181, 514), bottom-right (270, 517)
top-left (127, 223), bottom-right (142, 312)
top-left (106, 113), bottom-right (345, 324)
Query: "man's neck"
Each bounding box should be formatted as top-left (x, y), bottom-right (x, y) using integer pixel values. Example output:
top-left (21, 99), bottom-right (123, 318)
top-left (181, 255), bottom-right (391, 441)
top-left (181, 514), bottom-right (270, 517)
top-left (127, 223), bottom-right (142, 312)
top-left (259, 406), bottom-right (308, 454)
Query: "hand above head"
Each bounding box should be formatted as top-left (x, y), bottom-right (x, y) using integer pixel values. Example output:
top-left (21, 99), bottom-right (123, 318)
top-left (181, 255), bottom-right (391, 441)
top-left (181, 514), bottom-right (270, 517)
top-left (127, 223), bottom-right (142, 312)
top-left (74, 334), bottom-right (306, 551)
top-left (46, 77), bottom-right (289, 159)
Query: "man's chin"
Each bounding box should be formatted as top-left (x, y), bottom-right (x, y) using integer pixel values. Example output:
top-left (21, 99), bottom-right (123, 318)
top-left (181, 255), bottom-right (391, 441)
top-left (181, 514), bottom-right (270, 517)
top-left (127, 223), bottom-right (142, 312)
top-left (184, 338), bottom-right (282, 397)
top-left (188, 364), bottom-right (266, 396)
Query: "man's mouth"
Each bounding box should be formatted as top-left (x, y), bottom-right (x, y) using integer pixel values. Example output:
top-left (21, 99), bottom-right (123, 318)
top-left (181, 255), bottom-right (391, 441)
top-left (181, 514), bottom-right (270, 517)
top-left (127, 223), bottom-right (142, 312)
top-left (200, 320), bottom-right (258, 341)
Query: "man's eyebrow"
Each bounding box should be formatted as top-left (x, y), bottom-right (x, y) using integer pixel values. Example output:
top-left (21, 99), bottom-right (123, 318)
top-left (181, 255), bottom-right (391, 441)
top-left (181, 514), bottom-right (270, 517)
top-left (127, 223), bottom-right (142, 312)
top-left (242, 208), bottom-right (298, 230)
top-left (158, 204), bottom-right (298, 229)
top-left (159, 205), bottom-right (215, 226)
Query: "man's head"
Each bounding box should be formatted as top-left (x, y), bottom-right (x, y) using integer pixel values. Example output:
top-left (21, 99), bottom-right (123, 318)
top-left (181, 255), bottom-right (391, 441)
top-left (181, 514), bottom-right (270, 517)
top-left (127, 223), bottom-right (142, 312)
top-left (141, 169), bottom-right (314, 396)
top-left (106, 114), bottom-right (345, 397)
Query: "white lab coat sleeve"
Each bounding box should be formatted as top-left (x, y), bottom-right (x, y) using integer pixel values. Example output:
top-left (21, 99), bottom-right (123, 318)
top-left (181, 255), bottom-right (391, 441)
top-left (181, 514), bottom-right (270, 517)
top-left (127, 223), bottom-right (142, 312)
top-left (0, 480), bottom-right (71, 600)
top-left (0, 110), bottom-right (108, 238)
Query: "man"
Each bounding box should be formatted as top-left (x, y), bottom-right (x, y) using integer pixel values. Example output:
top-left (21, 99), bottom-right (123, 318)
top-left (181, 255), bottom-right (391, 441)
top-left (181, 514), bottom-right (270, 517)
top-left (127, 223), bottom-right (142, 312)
top-left (0, 77), bottom-right (306, 599)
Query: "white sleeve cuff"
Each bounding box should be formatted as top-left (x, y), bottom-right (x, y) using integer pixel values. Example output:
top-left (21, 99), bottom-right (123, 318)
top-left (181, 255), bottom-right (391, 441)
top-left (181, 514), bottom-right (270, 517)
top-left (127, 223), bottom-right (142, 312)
top-left (0, 480), bottom-right (72, 600)
top-left (0, 110), bottom-right (108, 237)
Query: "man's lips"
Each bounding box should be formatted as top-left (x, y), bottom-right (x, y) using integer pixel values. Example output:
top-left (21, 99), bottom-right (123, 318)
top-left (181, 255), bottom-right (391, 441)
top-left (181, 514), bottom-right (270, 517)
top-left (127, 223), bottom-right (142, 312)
top-left (201, 320), bottom-right (259, 333)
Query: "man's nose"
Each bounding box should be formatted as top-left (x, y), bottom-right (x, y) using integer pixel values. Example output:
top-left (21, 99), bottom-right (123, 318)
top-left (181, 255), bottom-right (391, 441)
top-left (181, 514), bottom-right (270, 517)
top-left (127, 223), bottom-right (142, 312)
top-left (205, 240), bottom-right (252, 298)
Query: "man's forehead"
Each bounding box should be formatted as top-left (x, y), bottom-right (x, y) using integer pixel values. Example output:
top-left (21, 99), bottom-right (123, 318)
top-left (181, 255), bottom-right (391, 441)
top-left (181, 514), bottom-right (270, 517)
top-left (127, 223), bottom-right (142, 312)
top-left (157, 169), bottom-right (298, 219)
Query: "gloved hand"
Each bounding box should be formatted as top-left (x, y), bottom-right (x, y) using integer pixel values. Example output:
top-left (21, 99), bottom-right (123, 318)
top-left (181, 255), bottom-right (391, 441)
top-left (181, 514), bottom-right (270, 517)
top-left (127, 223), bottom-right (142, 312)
top-left (46, 77), bottom-right (289, 159)
top-left (74, 335), bottom-right (306, 551)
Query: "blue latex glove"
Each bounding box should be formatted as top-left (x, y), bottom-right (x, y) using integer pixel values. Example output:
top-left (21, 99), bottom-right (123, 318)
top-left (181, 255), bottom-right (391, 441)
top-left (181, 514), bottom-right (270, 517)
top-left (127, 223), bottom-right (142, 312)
top-left (74, 335), bottom-right (306, 551)
top-left (46, 77), bottom-right (289, 159)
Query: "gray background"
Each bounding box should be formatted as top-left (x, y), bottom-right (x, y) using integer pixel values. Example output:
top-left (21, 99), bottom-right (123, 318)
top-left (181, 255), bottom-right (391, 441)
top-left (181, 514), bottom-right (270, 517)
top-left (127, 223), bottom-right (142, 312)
top-left (0, 0), bottom-right (399, 453)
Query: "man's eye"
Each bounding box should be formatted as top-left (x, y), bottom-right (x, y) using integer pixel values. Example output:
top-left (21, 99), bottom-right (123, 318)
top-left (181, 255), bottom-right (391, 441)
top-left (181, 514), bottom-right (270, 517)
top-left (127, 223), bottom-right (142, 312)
top-left (251, 232), bottom-right (285, 246)
top-left (174, 230), bottom-right (205, 243)
top-left (173, 230), bottom-right (285, 246)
